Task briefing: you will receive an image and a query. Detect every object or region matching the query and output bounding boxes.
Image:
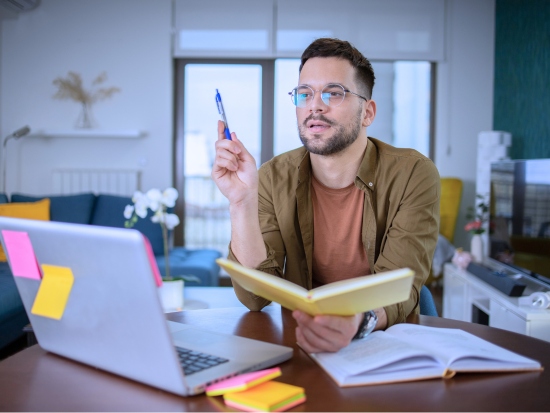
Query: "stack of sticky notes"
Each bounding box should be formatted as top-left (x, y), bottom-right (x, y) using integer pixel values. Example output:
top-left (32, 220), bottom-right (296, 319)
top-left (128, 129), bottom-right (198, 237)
top-left (205, 367), bottom-right (306, 412)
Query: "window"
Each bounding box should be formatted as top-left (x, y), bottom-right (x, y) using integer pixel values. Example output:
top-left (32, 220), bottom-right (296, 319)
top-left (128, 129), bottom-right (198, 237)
top-left (274, 59), bottom-right (432, 157)
top-left (175, 59), bottom-right (433, 251)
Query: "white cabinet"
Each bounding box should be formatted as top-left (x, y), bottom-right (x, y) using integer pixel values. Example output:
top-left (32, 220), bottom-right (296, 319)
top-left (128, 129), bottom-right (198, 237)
top-left (443, 263), bottom-right (550, 342)
top-left (489, 299), bottom-right (527, 335)
top-left (442, 267), bottom-right (468, 321)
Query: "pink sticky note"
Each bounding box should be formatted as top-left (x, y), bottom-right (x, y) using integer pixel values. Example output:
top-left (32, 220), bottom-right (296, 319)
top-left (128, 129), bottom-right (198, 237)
top-left (142, 235), bottom-right (163, 287)
top-left (1, 230), bottom-right (41, 280)
top-left (205, 367), bottom-right (282, 396)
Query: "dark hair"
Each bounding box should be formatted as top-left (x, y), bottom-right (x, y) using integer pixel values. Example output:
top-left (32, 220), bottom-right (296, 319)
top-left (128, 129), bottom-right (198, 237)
top-left (299, 38), bottom-right (375, 98)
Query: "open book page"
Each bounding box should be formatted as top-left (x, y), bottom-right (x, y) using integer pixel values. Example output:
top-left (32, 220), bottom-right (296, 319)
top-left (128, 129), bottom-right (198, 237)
top-left (309, 331), bottom-right (449, 386)
top-left (384, 324), bottom-right (542, 372)
top-left (308, 324), bottom-right (542, 387)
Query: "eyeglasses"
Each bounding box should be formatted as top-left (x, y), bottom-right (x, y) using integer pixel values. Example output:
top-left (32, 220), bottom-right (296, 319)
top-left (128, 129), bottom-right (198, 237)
top-left (288, 83), bottom-right (368, 108)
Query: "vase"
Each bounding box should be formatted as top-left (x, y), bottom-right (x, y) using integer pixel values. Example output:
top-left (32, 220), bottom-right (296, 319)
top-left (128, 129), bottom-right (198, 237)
top-left (157, 279), bottom-right (184, 312)
top-left (75, 102), bottom-right (97, 129)
top-left (470, 234), bottom-right (484, 263)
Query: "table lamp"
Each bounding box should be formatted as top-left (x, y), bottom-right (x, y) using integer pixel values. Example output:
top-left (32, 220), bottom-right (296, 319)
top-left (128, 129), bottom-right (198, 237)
top-left (2, 125), bottom-right (31, 194)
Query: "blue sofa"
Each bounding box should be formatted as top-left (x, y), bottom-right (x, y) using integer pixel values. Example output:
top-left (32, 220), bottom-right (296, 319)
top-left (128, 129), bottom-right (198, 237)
top-left (0, 192), bottom-right (221, 351)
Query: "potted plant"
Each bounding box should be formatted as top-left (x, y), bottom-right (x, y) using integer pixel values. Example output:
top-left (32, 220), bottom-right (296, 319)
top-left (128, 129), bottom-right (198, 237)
top-left (124, 187), bottom-right (199, 312)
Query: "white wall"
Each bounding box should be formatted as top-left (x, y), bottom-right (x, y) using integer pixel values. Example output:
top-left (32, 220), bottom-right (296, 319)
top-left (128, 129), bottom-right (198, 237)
top-left (434, 0), bottom-right (495, 249)
top-left (0, 0), bottom-right (173, 195)
top-left (0, 0), bottom-right (496, 250)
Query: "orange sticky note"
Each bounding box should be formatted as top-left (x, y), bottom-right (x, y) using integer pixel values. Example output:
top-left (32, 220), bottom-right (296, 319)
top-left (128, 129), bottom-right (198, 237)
top-left (223, 381), bottom-right (306, 412)
top-left (31, 264), bottom-right (74, 320)
top-left (1, 230), bottom-right (41, 280)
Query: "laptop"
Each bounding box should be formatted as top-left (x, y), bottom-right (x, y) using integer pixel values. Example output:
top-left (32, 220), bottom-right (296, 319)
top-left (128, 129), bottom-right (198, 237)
top-left (0, 217), bottom-right (293, 396)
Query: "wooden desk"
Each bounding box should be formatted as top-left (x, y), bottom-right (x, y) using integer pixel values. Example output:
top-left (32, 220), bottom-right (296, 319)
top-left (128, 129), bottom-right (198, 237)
top-left (0, 305), bottom-right (548, 411)
top-left (181, 286), bottom-right (247, 310)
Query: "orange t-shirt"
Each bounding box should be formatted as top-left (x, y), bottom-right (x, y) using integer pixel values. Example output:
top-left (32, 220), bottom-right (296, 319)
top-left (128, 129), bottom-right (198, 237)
top-left (311, 175), bottom-right (371, 287)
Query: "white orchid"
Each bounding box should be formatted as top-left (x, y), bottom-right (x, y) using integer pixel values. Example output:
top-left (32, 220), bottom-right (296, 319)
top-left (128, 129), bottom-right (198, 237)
top-left (131, 190), bottom-right (151, 218)
top-left (164, 213), bottom-right (180, 230)
top-left (124, 187), bottom-right (182, 281)
top-left (161, 187), bottom-right (178, 208)
top-left (151, 211), bottom-right (180, 230)
top-left (123, 204), bottom-right (134, 220)
top-left (145, 188), bottom-right (162, 212)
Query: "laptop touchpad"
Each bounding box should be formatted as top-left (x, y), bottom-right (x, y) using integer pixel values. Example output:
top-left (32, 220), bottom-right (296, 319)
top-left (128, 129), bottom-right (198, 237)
top-left (172, 328), bottom-right (223, 347)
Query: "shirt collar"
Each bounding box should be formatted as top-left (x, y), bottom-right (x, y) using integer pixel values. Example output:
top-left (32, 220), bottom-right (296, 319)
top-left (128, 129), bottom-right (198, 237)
top-left (297, 138), bottom-right (377, 191)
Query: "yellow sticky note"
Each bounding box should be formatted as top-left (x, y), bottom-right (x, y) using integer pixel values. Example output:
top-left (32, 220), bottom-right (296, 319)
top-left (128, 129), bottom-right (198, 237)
top-left (31, 264), bottom-right (74, 320)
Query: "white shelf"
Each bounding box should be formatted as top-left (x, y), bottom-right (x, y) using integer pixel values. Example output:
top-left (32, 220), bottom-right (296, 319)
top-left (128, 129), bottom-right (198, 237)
top-left (30, 129), bottom-right (146, 139)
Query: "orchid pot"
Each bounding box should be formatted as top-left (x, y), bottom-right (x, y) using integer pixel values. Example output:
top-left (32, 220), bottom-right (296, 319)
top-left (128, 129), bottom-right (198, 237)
top-left (158, 279), bottom-right (185, 312)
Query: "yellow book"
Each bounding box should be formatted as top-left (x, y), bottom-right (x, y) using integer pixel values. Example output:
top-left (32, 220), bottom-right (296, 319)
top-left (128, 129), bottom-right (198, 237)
top-left (223, 380), bottom-right (305, 412)
top-left (216, 258), bottom-right (414, 316)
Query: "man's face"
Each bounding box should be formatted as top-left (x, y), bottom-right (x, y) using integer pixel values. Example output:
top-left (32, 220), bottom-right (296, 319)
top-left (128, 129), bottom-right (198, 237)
top-left (296, 57), bottom-right (373, 156)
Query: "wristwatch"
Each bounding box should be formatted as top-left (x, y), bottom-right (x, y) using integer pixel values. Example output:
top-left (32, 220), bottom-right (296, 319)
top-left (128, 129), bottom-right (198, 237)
top-left (353, 310), bottom-right (378, 340)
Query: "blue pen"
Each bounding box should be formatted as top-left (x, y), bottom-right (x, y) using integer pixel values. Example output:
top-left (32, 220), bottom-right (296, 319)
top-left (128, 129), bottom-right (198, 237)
top-left (215, 89), bottom-right (231, 140)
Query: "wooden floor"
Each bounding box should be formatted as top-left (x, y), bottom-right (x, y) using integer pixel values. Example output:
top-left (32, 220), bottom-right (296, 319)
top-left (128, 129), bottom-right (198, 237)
top-left (428, 283), bottom-right (443, 316)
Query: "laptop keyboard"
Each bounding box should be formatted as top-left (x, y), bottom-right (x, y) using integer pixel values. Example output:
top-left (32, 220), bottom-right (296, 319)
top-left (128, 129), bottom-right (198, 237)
top-left (175, 346), bottom-right (229, 376)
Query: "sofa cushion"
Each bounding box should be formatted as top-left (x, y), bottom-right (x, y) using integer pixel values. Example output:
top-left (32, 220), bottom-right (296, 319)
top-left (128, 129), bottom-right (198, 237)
top-left (0, 263), bottom-right (26, 322)
top-left (0, 262), bottom-right (29, 348)
top-left (0, 193), bottom-right (8, 204)
top-left (11, 193), bottom-right (96, 224)
top-left (0, 198), bottom-right (51, 262)
top-left (91, 194), bottom-right (164, 255)
top-left (156, 247), bottom-right (221, 286)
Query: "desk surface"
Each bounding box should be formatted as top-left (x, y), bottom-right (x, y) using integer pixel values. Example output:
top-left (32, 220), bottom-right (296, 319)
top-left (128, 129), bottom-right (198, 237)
top-left (181, 286), bottom-right (247, 310)
top-left (1, 293), bottom-right (549, 411)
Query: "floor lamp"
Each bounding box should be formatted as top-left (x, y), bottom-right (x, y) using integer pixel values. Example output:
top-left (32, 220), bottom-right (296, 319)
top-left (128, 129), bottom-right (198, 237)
top-left (2, 126), bottom-right (31, 194)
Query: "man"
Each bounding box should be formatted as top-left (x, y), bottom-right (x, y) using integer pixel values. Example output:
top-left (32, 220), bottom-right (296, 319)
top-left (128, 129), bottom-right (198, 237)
top-left (212, 38), bottom-right (440, 353)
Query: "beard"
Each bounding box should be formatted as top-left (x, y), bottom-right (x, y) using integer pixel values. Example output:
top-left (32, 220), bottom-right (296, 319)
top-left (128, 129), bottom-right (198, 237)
top-left (298, 106), bottom-right (363, 156)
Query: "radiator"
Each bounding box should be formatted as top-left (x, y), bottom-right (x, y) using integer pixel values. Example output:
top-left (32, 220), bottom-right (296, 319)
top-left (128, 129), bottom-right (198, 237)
top-left (52, 169), bottom-right (142, 196)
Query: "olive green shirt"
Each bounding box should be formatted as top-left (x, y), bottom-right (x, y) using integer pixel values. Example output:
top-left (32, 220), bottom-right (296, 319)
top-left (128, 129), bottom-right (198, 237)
top-left (228, 137), bottom-right (441, 327)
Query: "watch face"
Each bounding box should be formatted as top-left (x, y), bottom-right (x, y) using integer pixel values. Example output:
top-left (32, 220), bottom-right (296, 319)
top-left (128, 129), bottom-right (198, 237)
top-left (365, 311), bottom-right (377, 333)
top-left (356, 310), bottom-right (378, 339)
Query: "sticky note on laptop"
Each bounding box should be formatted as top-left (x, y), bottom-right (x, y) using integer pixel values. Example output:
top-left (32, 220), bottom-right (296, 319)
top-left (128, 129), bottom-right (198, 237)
top-left (31, 264), bottom-right (74, 320)
top-left (1, 230), bottom-right (41, 280)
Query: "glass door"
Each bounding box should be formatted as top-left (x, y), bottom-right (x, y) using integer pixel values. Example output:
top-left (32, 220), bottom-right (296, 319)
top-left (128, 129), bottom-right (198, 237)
top-left (174, 60), bottom-right (273, 254)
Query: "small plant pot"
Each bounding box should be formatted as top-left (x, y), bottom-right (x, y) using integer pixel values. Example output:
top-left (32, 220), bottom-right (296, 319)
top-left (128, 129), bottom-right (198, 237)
top-left (470, 234), bottom-right (484, 263)
top-left (158, 279), bottom-right (184, 312)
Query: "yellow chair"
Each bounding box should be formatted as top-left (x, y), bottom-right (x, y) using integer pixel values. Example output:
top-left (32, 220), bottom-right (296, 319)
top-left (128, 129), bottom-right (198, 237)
top-left (426, 177), bottom-right (463, 286)
top-left (439, 178), bottom-right (463, 244)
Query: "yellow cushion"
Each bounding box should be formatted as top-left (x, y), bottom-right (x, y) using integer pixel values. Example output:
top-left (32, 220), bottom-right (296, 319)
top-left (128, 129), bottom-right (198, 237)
top-left (0, 198), bottom-right (51, 261)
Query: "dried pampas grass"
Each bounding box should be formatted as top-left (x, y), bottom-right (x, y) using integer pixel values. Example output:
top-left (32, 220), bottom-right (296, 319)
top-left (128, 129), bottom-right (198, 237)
top-left (53, 71), bottom-right (120, 104)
